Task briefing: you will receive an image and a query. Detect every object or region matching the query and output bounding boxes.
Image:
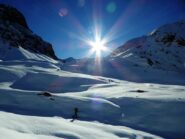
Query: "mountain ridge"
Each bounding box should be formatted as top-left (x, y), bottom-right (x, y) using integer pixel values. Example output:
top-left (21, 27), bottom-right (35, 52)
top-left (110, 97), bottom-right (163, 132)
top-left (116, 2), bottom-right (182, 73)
top-left (0, 4), bottom-right (58, 60)
top-left (110, 19), bottom-right (185, 72)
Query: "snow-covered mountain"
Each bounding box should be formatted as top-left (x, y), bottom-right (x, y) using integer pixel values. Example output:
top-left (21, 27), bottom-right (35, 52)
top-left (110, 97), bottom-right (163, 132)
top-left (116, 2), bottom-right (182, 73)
top-left (110, 20), bottom-right (185, 72)
top-left (0, 4), bottom-right (185, 139)
top-left (0, 4), bottom-right (58, 61)
top-left (62, 20), bottom-right (185, 85)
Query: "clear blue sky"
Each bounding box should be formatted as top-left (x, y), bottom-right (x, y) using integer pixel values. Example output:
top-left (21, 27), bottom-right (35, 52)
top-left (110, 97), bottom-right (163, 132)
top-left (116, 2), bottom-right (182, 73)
top-left (0, 0), bottom-right (185, 58)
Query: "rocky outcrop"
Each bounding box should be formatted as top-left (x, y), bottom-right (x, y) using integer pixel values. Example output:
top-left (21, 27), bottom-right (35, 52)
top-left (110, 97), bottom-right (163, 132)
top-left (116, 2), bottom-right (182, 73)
top-left (0, 4), bottom-right (29, 30)
top-left (0, 4), bottom-right (58, 60)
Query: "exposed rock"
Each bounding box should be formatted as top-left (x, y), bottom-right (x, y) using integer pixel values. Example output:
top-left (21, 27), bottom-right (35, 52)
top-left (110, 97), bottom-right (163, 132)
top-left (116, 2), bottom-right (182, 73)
top-left (0, 4), bottom-right (29, 29)
top-left (37, 91), bottom-right (52, 97)
top-left (0, 4), bottom-right (58, 60)
top-left (129, 90), bottom-right (147, 93)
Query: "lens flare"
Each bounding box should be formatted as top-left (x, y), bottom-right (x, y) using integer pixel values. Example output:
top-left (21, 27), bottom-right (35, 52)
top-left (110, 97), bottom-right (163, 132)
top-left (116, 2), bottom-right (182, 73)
top-left (59, 8), bottom-right (68, 17)
top-left (106, 2), bottom-right (117, 13)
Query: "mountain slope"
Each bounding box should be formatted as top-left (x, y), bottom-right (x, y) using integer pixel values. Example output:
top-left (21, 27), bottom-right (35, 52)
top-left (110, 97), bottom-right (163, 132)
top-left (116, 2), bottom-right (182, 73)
top-left (0, 39), bottom-right (58, 63)
top-left (0, 58), bottom-right (185, 139)
top-left (0, 5), bottom-right (185, 139)
top-left (110, 20), bottom-right (185, 72)
top-left (62, 20), bottom-right (185, 85)
top-left (0, 4), bottom-right (58, 60)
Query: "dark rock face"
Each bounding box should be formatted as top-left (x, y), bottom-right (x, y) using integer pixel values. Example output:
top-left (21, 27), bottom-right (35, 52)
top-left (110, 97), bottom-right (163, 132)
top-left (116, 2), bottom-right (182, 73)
top-left (0, 4), bottom-right (58, 60)
top-left (0, 4), bottom-right (29, 29)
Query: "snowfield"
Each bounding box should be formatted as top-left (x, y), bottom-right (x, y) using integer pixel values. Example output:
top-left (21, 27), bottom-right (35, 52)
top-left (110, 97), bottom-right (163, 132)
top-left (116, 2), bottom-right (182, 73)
top-left (0, 111), bottom-right (163, 139)
top-left (0, 53), bottom-right (185, 138)
top-left (1, 20), bottom-right (185, 139)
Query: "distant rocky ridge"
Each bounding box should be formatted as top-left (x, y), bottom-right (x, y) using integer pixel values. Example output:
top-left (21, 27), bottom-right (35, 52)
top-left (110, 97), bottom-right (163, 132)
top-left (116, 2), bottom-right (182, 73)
top-left (0, 4), bottom-right (58, 59)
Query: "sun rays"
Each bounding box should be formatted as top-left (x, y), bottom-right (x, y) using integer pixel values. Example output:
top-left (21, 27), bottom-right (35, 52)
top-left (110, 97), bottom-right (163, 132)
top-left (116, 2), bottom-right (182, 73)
top-left (87, 34), bottom-right (108, 58)
top-left (56, 0), bottom-right (140, 71)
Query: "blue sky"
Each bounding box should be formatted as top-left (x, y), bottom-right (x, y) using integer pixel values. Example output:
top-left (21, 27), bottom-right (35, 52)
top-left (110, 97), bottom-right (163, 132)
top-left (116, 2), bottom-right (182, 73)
top-left (0, 0), bottom-right (185, 58)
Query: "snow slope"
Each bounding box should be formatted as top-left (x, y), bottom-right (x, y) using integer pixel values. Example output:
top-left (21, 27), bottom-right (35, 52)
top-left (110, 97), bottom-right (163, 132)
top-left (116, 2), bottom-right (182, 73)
top-left (61, 56), bottom-right (185, 85)
top-left (110, 20), bottom-right (185, 72)
top-left (0, 4), bottom-right (57, 59)
top-left (0, 111), bottom-right (162, 139)
top-left (0, 56), bottom-right (185, 138)
top-left (0, 40), bottom-right (58, 63)
top-left (62, 20), bottom-right (185, 85)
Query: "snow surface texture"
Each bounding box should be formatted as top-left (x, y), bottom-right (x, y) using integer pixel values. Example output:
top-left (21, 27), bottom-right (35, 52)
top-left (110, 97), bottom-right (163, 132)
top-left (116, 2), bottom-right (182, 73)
top-left (0, 41), bottom-right (57, 62)
top-left (110, 20), bottom-right (185, 72)
top-left (0, 51), bottom-right (185, 138)
top-left (0, 111), bottom-right (162, 139)
top-left (0, 20), bottom-right (185, 139)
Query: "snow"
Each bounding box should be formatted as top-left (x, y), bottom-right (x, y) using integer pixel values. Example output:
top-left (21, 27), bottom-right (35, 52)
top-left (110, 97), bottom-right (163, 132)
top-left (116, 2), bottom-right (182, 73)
top-left (0, 111), bottom-right (163, 139)
top-left (0, 20), bottom-right (185, 139)
top-left (0, 40), bottom-right (58, 63)
top-left (108, 20), bottom-right (185, 72)
top-left (11, 72), bottom-right (106, 93)
top-left (61, 20), bottom-right (185, 85)
top-left (0, 57), bottom-right (185, 138)
top-left (62, 57), bottom-right (185, 85)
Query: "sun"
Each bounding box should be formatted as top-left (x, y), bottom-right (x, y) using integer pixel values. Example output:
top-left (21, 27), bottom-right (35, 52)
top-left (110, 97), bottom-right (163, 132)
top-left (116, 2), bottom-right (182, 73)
top-left (87, 37), bottom-right (108, 57)
top-left (90, 39), bottom-right (106, 53)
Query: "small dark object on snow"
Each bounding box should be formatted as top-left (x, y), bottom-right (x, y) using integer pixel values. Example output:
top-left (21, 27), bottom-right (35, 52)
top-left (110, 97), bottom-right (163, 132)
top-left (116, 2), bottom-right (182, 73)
top-left (50, 98), bottom-right (55, 101)
top-left (37, 91), bottom-right (52, 97)
top-left (136, 90), bottom-right (146, 93)
top-left (147, 58), bottom-right (153, 66)
top-left (129, 90), bottom-right (147, 93)
top-left (108, 79), bottom-right (114, 83)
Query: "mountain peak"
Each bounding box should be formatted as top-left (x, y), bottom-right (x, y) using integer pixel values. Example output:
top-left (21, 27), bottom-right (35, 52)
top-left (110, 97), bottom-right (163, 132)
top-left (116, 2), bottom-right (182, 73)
top-left (0, 4), bottom-right (58, 60)
top-left (110, 20), bottom-right (185, 72)
top-left (0, 4), bottom-right (29, 29)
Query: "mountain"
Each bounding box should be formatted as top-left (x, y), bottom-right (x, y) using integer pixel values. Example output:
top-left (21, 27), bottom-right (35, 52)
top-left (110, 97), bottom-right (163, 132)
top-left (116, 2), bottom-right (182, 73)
top-left (110, 20), bottom-right (185, 72)
top-left (62, 57), bottom-right (77, 64)
top-left (0, 5), bottom-right (185, 139)
top-left (62, 20), bottom-right (185, 85)
top-left (0, 4), bottom-right (58, 60)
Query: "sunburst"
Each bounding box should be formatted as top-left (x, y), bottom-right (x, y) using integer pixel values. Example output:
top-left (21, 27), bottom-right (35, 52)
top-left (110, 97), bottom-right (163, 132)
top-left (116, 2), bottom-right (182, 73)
top-left (87, 37), bottom-right (107, 58)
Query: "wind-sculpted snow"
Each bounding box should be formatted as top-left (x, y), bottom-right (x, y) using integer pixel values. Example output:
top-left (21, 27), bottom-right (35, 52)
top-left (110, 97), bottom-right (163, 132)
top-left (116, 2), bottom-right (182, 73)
top-left (11, 72), bottom-right (106, 93)
top-left (0, 40), bottom-right (58, 62)
top-left (62, 56), bottom-right (185, 85)
top-left (0, 87), bottom-right (121, 122)
top-left (0, 111), bottom-right (163, 139)
top-left (0, 58), bottom-right (185, 138)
